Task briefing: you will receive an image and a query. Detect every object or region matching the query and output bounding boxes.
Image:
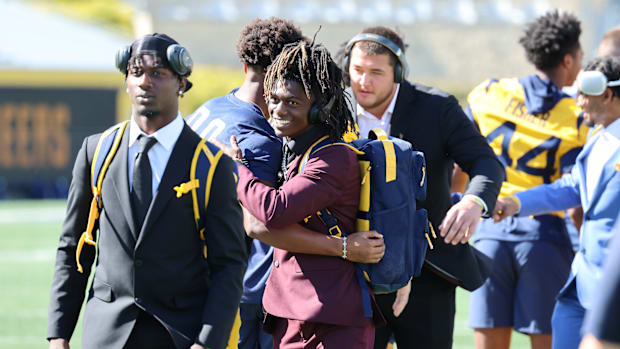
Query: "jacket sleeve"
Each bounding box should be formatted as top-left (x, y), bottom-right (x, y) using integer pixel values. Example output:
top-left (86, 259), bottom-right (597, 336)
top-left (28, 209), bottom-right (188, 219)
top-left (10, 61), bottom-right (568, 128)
top-left (196, 155), bottom-right (247, 349)
top-left (515, 167), bottom-right (582, 217)
top-left (236, 145), bottom-right (357, 229)
top-left (47, 136), bottom-right (97, 340)
top-left (441, 97), bottom-right (505, 216)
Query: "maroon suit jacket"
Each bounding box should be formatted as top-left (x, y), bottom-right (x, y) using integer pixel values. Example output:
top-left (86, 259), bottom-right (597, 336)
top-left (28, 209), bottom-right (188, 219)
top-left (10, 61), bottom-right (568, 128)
top-left (237, 132), bottom-right (372, 327)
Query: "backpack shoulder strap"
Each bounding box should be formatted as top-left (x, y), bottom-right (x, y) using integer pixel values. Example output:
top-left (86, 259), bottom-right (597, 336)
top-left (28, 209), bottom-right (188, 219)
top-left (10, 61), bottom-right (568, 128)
top-left (76, 120), bottom-right (129, 273)
top-left (368, 128), bottom-right (396, 182)
top-left (298, 136), bottom-right (364, 174)
top-left (187, 139), bottom-right (224, 259)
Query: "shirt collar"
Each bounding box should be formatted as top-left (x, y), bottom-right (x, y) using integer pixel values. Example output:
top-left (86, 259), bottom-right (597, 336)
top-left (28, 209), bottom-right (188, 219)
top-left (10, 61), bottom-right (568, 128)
top-left (129, 112), bottom-right (184, 151)
top-left (357, 84), bottom-right (400, 119)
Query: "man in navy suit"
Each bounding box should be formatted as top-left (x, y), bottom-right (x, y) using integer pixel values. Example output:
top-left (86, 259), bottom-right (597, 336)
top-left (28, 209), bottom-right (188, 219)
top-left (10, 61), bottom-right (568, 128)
top-left (495, 56), bottom-right (620, 349)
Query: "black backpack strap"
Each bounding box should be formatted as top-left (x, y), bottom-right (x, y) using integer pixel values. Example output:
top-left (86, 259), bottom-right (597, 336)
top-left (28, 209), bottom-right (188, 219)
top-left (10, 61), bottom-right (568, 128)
top-left (316, 209), bottom-right (343, 237)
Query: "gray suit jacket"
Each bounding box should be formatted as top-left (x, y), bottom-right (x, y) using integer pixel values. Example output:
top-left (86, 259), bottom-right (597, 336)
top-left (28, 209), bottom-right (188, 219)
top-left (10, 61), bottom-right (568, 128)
top-left (47, 122), bottom-right (247, 349)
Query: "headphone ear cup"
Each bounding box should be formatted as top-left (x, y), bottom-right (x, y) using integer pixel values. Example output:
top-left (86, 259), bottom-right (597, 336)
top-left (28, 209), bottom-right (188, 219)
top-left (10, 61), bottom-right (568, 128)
top-left (308, 96), bottom-right (336, 124)
top-left (115, 45), bottom-right (131, 74)
top-left (167, 44), bottom-right (193, 76)
top-left (308, 104), bottom-right (320, 124)
top-left (343, 54), bottom-right (351, 76)
top-left (393, 62), bottom-right (403, 83)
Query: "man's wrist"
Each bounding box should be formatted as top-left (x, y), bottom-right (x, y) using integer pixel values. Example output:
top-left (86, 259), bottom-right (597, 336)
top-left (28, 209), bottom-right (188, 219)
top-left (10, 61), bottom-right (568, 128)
top-left (463, 194), bottom-right (487, 215)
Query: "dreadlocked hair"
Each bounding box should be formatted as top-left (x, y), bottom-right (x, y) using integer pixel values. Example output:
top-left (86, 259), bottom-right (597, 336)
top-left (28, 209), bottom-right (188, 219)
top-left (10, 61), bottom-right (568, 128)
top-left (264, 41), bottom-right (356, 141)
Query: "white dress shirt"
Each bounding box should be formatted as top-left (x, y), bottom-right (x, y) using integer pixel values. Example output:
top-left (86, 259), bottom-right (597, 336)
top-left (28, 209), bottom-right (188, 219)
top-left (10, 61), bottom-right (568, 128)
top-left (357, 84), bottom-right (400, 138)
top-left (128, 112), bottom-right (184, 195)
top-left (585, 117), bottom-right (620, 201)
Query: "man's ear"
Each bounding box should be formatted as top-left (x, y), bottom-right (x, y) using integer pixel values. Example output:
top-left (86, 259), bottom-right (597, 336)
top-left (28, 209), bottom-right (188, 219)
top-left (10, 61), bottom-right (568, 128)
top-left (603, 88), bottom-right (614, 103)
top-left (562, 53), bottom-right (574, 70)
top-left (178, 78), bottom-right (187, 95)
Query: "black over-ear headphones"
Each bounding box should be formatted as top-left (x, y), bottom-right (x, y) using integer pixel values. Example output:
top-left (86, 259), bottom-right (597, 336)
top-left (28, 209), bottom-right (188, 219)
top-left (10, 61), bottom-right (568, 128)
top-left (308, 95), bottom-right (336, 124)
top-left (115, 44), bottom-right (193, 77)
top-left (343, 33), bottom-right (409, 83)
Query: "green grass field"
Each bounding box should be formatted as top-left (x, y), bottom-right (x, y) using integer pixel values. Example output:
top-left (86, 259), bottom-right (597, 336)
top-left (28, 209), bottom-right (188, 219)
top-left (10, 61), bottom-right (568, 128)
top-left (0, 200), bottom-right (531, 349)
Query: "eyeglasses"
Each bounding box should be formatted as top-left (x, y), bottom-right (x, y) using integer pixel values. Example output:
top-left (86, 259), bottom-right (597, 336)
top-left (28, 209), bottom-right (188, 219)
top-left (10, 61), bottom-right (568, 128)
top-left (577, 70), bottom-right (620, 96)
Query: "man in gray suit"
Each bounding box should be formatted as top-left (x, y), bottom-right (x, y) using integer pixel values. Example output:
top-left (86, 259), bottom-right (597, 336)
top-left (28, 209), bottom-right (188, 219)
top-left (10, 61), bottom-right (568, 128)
top-left (47, 33), bottom-right (247, 349)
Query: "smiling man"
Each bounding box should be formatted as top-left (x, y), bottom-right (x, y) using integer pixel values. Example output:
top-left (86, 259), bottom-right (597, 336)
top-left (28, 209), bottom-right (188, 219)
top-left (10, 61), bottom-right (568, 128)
top-left (230, 41), bottom-right (380, 348)
top-left (46, 33), bottom-right (247, 349)
top-left (186, 18), bottom-right (304, 349)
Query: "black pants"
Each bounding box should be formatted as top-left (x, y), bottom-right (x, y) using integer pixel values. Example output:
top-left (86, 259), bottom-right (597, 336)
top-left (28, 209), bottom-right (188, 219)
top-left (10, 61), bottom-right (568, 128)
top-left (124, 310), bottom-right (176, 349)
top-left (374, 269), bottom-right (456, 349)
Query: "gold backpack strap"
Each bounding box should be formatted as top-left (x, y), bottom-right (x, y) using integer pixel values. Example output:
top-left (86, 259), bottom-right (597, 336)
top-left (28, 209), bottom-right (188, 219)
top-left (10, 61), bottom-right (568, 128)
top-left (76, 120), bottom-right (129, 273)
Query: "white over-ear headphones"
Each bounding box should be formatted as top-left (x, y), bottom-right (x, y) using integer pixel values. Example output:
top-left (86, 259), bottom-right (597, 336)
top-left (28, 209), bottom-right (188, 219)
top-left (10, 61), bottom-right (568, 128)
top-left (577, 70), bottom-right (620, 96)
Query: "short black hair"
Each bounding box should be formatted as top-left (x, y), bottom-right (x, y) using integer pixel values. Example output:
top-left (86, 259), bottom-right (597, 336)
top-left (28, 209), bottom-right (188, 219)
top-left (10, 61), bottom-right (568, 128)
top-left (584, 56), bottom-right (620, 98)
top-left (264, 41), bottom-right (355, 140)
top-left (236, 17), bottom-right (304, 71)
top-left (519, 10), bottom-right (581, 71)
top-left (354, 26), bottom-right (408, 67)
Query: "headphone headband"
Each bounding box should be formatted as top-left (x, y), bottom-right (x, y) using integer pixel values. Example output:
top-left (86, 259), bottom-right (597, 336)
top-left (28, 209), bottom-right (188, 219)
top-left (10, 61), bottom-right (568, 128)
top-left (344, 33), bottom-right (409, 81)
top-left (116, 34), bottom-right (193, 78)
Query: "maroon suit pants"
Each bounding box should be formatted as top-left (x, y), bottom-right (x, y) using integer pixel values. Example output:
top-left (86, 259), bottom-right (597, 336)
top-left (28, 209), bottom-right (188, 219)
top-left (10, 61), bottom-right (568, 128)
top-left (269, 316), bottom-right (374, 349)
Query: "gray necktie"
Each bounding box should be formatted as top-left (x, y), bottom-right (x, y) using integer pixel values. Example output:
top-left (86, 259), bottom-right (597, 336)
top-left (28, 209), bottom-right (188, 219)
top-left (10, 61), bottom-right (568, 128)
top-left (132, 135), bottom-right (157, 233)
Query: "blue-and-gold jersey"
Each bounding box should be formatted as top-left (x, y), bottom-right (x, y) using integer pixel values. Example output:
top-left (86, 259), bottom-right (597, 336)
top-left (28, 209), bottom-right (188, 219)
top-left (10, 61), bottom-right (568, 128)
top-left (467, 78), bottom-right (588, 200)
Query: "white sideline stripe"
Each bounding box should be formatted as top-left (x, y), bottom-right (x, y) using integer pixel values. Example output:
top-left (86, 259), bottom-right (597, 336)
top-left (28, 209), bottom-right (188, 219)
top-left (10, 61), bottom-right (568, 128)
top-left (0, 336), bottom-right (46, 344)
top-left (0, 249), bottom-right (55, 263)
top-left (0, 207), bottom-right (65, 223)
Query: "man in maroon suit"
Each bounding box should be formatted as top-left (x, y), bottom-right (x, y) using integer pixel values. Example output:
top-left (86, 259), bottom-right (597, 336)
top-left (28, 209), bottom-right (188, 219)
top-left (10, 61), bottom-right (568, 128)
top-left (231, 41), bottom-right (379, 347)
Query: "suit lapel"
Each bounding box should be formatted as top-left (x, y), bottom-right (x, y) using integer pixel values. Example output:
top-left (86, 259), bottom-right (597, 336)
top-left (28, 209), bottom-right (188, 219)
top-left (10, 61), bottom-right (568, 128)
top-left (586, 146), bottom-right (620, 212)
top-left (389, 81), bottom-right (415, 139)
top-left (108, 124), bottom-right (138, 241)
top-left (136, 124), bottom-right (198, 247)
